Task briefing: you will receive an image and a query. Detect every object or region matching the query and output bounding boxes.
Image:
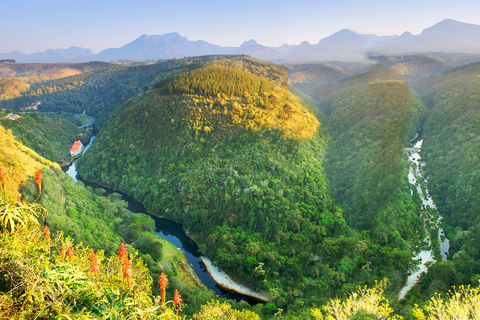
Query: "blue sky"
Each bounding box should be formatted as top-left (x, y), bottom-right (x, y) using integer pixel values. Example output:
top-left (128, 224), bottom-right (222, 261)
top-left (3, 0), bottom-right (480, 54)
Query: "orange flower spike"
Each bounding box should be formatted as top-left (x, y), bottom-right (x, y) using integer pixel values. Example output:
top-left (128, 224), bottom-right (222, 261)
top-left (173, 289), bottom-right (183, 306)
top-left (173, 289), bottom-right (183, 316)
top-left (66, 246), bottom-right (74, 261)
top-left (122, 258), bottom-right (132, 287)
top-left (60, 248), bottom-right (66, 260)
top-left (119, 243), bottom-right (127, 262)
top-left (33, 170), bottom-right (43, 203)
top-left (43, 226), bottom-right (50, 240)
top-left (35, 170), bottom-right (43, 184)
top-left (158, 272), bottom-right (169, 290)
top-left (90, 249), bottom-right (100, 276)
top-left (158, 272), bottom-right (169, 306)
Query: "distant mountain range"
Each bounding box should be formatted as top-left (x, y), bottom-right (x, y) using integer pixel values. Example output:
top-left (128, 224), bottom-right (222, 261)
top-left (4, 19), bottom-right (480, 63)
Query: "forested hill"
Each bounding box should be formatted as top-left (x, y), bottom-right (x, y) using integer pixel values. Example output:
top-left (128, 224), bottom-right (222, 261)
top-left (418, 63), bottom-right (480, 294)
top-left (0, 112), bottom-right (91, 164)
top-left (322, 66), bottom-right (427, 237)
top-left (0, 121), bottom-right (220, 315)
top-left (77, 61), bottom-right (360, 314)
top-left (0, 55), bottom-right (282, 129)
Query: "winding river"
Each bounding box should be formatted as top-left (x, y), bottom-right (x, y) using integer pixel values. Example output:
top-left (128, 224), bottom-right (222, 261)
top-left (398, 136), bottom-right (450, 299)
top-left (63, 135), bottom-right (268, 304)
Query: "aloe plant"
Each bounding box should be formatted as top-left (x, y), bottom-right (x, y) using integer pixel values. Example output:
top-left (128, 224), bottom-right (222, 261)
top-left (0, 194), bottom-right (46, 233)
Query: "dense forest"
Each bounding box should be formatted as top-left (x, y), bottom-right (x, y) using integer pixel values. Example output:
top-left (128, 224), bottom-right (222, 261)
top-left (75, 59), bottom-right (434, 317)
top-left (2, 55), bottom-right (480, 318)
top-left (418, 63), bottom-right (480, 295)
top-left (0, 112), bottom-right (91, 164)
top-left (0, 124), bottom-right (220, 315)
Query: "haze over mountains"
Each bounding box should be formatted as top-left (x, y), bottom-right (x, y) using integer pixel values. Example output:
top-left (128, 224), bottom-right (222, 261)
top-left (3, 19), bottom-right (480, 63)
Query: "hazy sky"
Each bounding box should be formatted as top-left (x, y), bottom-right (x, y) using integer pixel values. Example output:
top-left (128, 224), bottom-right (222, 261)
top-left (3, 0), bottom-right (480, 54)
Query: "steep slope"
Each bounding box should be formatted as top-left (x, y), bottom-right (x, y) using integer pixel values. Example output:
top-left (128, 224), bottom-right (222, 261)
top-left (419, 65), bottom-right (480, 292)
top-left (0, 56), bottom-right (259, 129)
top-left (0, 113), bottom-right (90, 164)
top-left (369, 54), bottom-right (450, 75)
top-left (76, 61), bottom-right (381, 310)
top-left (0, 62), bottom-right (114, 100)
top-left (322, 66), bottom-right (427, 244)
top-left (0, 122), bottom-right (216, 313)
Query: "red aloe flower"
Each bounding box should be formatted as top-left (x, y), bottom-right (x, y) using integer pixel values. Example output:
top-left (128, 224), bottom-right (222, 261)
top-left (43, 226), bottom-right (50, 240)
top-left (43, 226), bottom-right (51, 256)
top-left (33, 170), bottom-right (43, 203)
top-left (66, 246), bottom-right (74, 261)
top-left (158, 272), bottom-right (169, 306)
top-left (122, 258), bottom-right (132, 287)
top-left (90, 249), bottom-right (100, 276)
top-left (173, 289), bottom-right (183, 315)
top-left (60, 248), bottom-right (66, 260)
top-left (0, 167), bottom-right (4, 178)
top-left (118, 243), bottom-right (127, 262)
top-left (35, 170), bottom-right (43, 184)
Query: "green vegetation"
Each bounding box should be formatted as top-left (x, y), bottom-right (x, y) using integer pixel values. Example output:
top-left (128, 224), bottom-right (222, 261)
top-left (155, 65), bottom-right (276, 97)
top-left (5, 55), bottom-right (480, 318)
top-left (0, 124), bottom-right (216, 314)
top-left (322, 67), bottom-right (427, 241)
top-left (0, 56), bottom-right (283, 129)
top-left (0, 112), bottom-right (90, 164)
top-left (418, 64), bottom-right (480, 296)
top-left (77, 62), bottom-right (369, 314)
top-left (76, 61), bottom-right (443, 317)
top-left (0, 62), bottom-right (115, 100)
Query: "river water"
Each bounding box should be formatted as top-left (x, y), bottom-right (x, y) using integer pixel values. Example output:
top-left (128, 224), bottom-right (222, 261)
top-left (398, 138), bottom-right (450, 299)
top-left (63, 136), bottom-right (267, 303)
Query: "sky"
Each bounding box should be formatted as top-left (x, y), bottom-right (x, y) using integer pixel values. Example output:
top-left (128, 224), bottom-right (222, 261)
top-left (3, 0), bottom-right (480, 54)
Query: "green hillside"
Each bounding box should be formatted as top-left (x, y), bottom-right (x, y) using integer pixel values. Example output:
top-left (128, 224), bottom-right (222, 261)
top-left (419, 67), bottom-right (480, 294)
top-left (0, 56), bottom-right (280, 129)
top-left (322, 66), bottom-right (427, 249)
top-left (0, 112), bottom-right (90, 164)
top-left (76, 61), bottom-right (370, 312)
top-left (0, 62), bottom-right (114, 100)
top-left (0, 124), bottom-right (216, 314)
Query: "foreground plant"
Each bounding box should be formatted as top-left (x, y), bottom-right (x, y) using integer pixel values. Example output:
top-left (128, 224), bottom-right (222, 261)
top-left (0, 193), bottom-right (45, 233)
top-left (311, 280), bottom-right (402, 320)
top-left (33, 170), bottom-right (43, 203)
top-left (412, 284), bottom-right (480, 319)
top-left (159, 272), bottom-right (169, 306)
top-left (173, 289), bottom-right (183, 316)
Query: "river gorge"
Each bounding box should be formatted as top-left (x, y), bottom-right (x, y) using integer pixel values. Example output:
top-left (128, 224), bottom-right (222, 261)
top-left (63, 135), bottom-right (269, 303)
top-left (398, 136), bottom-right (450, 299)
top-left (64, 125), bottom-right (449, 302)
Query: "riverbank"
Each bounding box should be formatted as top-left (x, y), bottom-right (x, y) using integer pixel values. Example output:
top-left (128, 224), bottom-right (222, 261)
top-left (201, 257), bottom-right (270, 302)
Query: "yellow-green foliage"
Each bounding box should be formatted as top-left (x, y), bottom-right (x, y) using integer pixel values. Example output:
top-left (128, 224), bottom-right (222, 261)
top-left (412, 285), bottom-right (480, 320)
top-left (154, 88), bottom-right (318, 140)
top-left (0, 77), bottom-right (32, 100)
top-left (0, 125), bottom-right (58, 200)
top-left (193, 301), bottom-right (261, 320)
top-left (310, 280), bottom-right (402, 320)
top-left (0, 195), bottom-right (180, 319)
top-left (157, 65), bottom-right (276, 97)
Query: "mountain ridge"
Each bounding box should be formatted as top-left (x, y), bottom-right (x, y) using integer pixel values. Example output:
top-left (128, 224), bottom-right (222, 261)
top-left (4, 19), bottom-right (480, 63)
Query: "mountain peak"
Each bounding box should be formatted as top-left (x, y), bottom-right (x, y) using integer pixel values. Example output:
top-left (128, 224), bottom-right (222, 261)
top-left (241, 39), bottom-right (258, 47)
top-left (421, 19), bottom-right (480, 38)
